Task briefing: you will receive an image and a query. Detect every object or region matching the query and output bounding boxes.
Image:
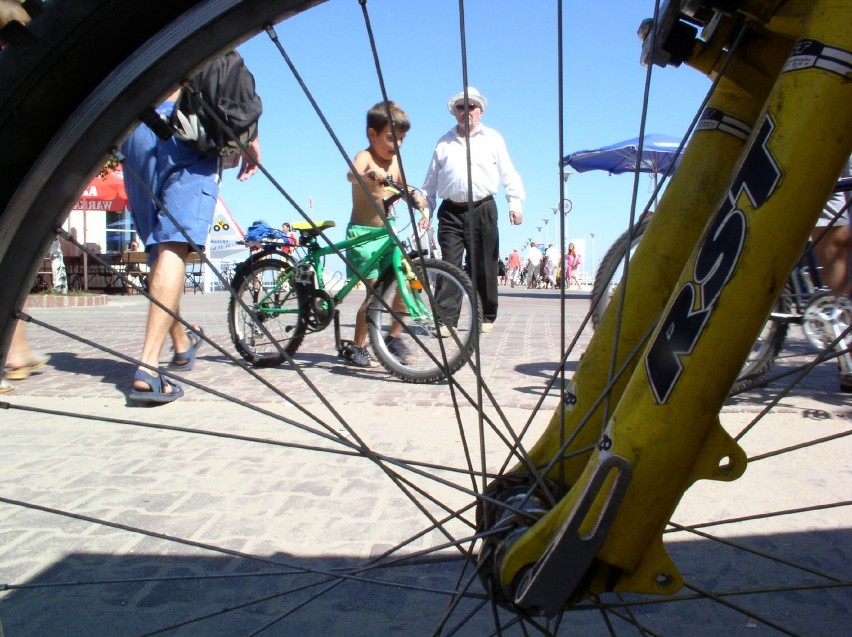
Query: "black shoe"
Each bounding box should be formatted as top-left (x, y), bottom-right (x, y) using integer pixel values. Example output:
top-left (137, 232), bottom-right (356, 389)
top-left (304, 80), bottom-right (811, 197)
top-left (385, 335), bottom-right (416, 364)
top-left (343, 346), bottom-right (373, 368)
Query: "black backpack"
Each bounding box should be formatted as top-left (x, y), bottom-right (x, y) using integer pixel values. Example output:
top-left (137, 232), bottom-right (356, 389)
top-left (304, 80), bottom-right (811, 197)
top-left (171, 51), bottom-right (263, 157)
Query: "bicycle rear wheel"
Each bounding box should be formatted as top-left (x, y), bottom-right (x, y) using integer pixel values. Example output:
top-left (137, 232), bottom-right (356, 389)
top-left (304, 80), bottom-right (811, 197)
top-left (367, 257), bottom-right (481, 383)
top-left (228, 255), bottom-right (305, 366)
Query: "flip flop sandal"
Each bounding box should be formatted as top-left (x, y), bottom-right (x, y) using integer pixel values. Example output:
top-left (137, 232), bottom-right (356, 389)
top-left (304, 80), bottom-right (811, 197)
top-left (0, 379), bottom-right (14, 393)
top-left (3, 353), bottom-right (50, 381)
top-left (170, 326), bottom-right (204, 371)
top-left (128, 369), bottom-right (184, 404)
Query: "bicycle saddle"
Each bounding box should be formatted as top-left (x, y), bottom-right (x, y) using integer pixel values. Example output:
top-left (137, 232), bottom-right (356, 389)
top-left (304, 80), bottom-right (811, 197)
top-left (292, 220), bottom-right (336, 234)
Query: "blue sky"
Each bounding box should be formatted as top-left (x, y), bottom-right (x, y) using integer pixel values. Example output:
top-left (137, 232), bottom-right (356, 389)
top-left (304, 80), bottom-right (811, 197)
top-left (221, 0), bottom-right (711, 272)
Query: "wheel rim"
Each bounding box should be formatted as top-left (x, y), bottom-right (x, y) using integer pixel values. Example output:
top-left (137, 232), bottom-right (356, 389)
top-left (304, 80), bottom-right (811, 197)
top-left (230, 258), bottom-right (303, 364)
top-left (368, 259), bottom-right (480, 383)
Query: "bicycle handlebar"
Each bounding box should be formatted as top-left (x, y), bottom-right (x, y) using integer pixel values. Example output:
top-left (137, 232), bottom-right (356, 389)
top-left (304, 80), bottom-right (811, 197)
top-left (366, 171), bottom-right (423, 212)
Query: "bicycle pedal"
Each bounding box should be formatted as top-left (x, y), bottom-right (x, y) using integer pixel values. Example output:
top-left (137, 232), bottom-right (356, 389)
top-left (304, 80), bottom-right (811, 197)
top-left (337, 339), bottom-right (355, 356)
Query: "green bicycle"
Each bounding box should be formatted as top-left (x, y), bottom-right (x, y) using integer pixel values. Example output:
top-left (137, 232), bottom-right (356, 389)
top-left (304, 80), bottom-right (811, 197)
top-left (227, 175), bottom-right (482, 383)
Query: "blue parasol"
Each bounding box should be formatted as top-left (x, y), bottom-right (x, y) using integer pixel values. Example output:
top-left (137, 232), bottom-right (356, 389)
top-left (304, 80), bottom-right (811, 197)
top-left (562, 133), bottom-right (682, 177)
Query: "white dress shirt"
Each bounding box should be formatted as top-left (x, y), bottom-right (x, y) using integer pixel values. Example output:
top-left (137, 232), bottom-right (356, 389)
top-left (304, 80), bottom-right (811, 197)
top-left (422, 124), bottom-right (525, 214)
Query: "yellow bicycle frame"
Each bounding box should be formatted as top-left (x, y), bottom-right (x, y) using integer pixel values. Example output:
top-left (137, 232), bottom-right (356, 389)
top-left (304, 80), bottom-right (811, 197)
top-left (498, 0), bottom-right (852, 613)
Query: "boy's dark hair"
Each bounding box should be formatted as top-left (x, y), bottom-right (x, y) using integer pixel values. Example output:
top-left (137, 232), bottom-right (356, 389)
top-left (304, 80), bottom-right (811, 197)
top-left (366, 101), bottom-right (410, 136)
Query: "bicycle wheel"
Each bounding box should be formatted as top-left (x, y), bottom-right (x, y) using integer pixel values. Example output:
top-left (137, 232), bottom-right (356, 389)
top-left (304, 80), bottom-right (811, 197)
top-left (228, 255), bottom-right (305, 366)
top-left (593, 218), bottom-right (790, 393)
top-left (367, 257), bottom-right (481, 384)
top-left (590, 218), bottom-right (651, 329)
top-left (730, 289), bottom-right (791, 393)
top-left (1, 2), bottom-right (849, 636)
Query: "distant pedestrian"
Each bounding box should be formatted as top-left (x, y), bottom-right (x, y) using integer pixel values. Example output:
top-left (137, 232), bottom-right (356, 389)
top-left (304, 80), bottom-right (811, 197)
top-left (280, 222), bottom-right (297, 254)
top-left (525, 242), bottom-right (542, 288)
top-left (506, 247), bottom-right (521, 287)
top-left (543, 244), bottom-right (560, 288)
top-left (564, 243), bottom-right (582, 289)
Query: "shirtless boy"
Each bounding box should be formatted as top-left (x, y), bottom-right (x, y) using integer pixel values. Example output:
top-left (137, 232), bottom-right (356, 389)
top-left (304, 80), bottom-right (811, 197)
top-left (343, 101), bottom-right (426, 367)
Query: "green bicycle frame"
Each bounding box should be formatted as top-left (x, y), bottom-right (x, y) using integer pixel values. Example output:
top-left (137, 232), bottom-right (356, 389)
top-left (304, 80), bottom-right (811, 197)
top-left (253, 222), bottom-right (431, 325)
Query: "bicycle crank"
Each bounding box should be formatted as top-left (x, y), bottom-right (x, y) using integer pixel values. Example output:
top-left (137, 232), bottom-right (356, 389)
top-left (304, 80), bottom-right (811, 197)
top-left (305, 290), bottom-right (335, 331)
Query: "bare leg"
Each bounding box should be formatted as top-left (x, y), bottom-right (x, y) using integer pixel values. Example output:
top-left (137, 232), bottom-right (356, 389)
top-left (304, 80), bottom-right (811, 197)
top-left (4, 319), bottom-right (49, 381)
top-left (388, 289), bottom-right (407, 339)
top-left (812, 225), bottom-right (852, 294)
top-left (353, 277), bottom-right (378, 348)
top-left (4, 320), bottom-right (32, 369)
top-left (134, 242), bottom-right (191, 392)
top-left (811, 225), bottom-right (852, 391)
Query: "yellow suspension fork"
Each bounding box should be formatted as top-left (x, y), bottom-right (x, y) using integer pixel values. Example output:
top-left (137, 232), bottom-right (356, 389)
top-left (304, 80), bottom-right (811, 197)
top-left (497, 0), bottom-right (852, 614)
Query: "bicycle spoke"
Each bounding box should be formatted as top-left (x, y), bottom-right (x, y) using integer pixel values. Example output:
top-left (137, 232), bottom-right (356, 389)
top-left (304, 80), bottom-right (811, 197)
top-left (1, 1), bottom-right (850, 635)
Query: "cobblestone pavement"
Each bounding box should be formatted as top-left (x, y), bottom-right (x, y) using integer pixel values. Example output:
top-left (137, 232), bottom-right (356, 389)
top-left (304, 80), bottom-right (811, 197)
top-left (0, 287), bottom-right (849, 636)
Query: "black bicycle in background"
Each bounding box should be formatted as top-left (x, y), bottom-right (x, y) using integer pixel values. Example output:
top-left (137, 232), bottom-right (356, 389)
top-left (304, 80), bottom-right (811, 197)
top-left (591, 177), bottom-right (852, 393)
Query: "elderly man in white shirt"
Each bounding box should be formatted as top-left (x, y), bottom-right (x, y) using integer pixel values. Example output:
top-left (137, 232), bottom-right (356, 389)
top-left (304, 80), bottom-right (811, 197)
top-left (422, 87), bottom-right (524, 333)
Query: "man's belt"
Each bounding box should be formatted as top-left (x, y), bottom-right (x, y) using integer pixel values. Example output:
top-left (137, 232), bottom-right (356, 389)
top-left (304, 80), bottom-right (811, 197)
top-left (442, 195), bottom-right (494, 212)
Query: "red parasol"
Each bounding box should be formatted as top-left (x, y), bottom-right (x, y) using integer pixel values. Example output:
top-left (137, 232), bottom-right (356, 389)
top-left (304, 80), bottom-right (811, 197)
top-left (74, 169), bottom-right (129, 212)
top-left (68, 169), bottom-right (130, 290)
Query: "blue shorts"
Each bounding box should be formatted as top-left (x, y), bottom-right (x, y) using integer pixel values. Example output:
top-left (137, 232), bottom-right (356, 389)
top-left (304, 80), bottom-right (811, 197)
top-left (120, 101), bottom-right (220, 262)
top-left (345, 223), bottom-right (394, 280)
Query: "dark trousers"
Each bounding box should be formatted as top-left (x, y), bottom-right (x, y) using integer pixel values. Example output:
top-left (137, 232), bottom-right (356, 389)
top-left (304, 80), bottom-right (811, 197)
top-left (436, 199), bottom-right (500, 324)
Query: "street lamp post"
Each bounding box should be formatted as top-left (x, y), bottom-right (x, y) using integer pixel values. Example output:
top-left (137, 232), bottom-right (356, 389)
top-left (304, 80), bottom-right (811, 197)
top-left (590, 232), bottom-right (596, 280)
top-left (551, 199), bottom-right (572, 247)
top-left (542, 218), bottom-right (549, 246)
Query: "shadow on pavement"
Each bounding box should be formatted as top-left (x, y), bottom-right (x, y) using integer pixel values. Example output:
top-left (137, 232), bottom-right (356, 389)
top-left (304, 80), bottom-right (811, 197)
top-left (1, 527), bottom-right (848, 636)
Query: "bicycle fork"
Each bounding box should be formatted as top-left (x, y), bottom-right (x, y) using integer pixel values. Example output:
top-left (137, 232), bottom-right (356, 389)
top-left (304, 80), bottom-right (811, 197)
top-left (482, 0), bottom-right (852, 615)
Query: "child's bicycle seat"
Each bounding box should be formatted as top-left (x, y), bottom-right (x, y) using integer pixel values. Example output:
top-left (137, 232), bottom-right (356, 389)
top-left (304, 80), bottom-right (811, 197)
top-left (292, 220), bottom-right (335, 239)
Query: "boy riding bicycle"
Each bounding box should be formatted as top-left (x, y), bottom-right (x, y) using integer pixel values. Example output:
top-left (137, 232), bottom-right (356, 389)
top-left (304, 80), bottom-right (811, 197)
top-left (343, 100), bottom-right (427, 368)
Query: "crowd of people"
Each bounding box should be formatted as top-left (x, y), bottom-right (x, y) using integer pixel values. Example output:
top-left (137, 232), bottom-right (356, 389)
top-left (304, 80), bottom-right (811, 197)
top-left (498, 241), bottom-right (583, 289)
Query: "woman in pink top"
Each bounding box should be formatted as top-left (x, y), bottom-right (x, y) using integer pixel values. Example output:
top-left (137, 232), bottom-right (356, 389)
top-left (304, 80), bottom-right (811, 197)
top-left (564, 243), bottom-right (582, 289)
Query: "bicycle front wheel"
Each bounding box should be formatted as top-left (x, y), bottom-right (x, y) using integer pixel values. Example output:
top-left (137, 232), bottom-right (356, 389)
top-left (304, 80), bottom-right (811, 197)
top-left (367, 257), bottom-right (482, 383)
top-left (228, 256), bottom-right (305, 366)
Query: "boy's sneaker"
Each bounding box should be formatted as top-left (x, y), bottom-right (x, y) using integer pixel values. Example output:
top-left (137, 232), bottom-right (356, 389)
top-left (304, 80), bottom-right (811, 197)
top-left (433, 324), bottom-right (455, 338)
top-left (385, 335), bottom-right (416, 365)
top-left (343, 346), bottom-right (374, 368)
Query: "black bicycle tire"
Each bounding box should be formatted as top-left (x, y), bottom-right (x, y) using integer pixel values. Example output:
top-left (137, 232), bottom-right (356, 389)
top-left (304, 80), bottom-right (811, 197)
top-left (730, 287), bottom-right (792, 393)
top-left (589, 218), bottom-right (651, 329)
top-left (367, 257), bottom-right (481, 384)
top-left (227, 254), bottom-right (305, 366)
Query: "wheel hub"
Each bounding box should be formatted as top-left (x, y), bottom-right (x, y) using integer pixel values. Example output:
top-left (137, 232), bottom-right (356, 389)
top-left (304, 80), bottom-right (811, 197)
top-left (476, 472), bottom-right (562, 612)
